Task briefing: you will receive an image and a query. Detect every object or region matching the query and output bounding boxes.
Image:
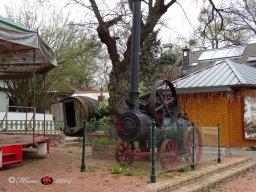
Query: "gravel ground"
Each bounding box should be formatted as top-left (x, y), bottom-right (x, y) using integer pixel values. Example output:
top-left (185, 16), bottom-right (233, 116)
top-left (210, 166), bottom-right (256, 192)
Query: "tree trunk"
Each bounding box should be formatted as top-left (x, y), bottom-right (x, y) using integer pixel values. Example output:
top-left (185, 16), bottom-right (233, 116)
top-left (108, 60), bottom-right (130, 116)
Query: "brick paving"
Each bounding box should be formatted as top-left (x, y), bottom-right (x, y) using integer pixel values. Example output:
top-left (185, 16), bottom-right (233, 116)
top-left (0, 146), bottom-right (255, 192)
top-left (0, 146), bottom-right (148, 192)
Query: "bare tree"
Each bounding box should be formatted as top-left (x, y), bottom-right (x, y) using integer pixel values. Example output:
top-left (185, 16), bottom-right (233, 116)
top-left (94, 50), bottom-right (111, 88)
top-left (1, 0), bottom-right (102, 112)
top-left (187, 1), bottom-right (251, 50)
top-left (68, 0), bottom-right (225, 116)
top-left (227, 0), bottom-right (256, 36)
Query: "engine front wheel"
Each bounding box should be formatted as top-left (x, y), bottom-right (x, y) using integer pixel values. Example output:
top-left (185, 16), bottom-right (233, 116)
top-left (160, 139), bottom-right (180, 170)
top-left (115, 140), bottom-right (135, 167)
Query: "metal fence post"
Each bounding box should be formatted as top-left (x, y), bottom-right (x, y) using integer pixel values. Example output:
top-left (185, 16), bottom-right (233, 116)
top-left (150, 119), bottom-right (156, 183)
top-left (191, 122), bottom-right (196, 171)
top-left (217, 123), bottom-right (221, 163)
top-left (81, 120), bottom-right (86, 172)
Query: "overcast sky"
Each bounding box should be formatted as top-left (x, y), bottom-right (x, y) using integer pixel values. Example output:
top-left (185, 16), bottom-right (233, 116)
top-left (0, 0), bottom-right (204, 44)
top-left (159, 1), bottom-right (203, 44)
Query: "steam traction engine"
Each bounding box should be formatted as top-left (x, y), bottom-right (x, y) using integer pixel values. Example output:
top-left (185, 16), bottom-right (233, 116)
top-left (115, 80), bottom-right (202, 169)
top-left (115, 0), bottom-right (202, 169)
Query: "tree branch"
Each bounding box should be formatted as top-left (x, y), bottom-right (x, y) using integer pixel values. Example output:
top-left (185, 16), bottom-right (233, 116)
top-left (165, 0), bottom-right (176, 9)
top-left (89, 0), bottom-right (104, 24)
top-left (203, 0), bottom-right (224, 35)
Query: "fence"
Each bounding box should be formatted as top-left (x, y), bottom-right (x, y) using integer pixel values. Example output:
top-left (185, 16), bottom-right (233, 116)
top-left (0, 120), bottom-right (64, 134)
top-left (106, 121), bottom-right (222, 180)
top-left (152, 124), bottom-right (220, 173)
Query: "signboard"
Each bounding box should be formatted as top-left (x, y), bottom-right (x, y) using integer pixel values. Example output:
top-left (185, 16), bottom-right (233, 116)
top-left (202, 127), bottom-right (218, 135)
top-left (201, 127), bottom-right (218, 147)
top-left (244, 97), bottom-right (256, 140)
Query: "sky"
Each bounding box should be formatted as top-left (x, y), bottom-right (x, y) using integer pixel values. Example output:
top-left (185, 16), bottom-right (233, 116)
top-left (0, 0), bottom-right (204, 45)
top-left (159, 1), bottom-right (203, 44)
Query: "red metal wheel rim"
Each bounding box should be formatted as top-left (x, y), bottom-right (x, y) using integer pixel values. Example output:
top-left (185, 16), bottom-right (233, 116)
top-left (115, 140), bottom-right (135, 167)
top-left (149, 80), bottom-right (178, 129)
top-left (160, 139), bottom-right (179, 170)
top-left (184, 128), bottom-right (202, 164)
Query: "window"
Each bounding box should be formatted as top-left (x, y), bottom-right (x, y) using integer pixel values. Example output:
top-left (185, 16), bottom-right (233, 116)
top-left (247, 56), bottom-right (256, 62)
top-left (198, 46), bottom-right (246, 61)
top-left (198, 51), bottom-right (215, 60)
top-left (190, 62), bottom-right (198, 66)
top-left (212, 48), bottom-right (231, 58)
top-left (227, 46), bottom-right (245, 57)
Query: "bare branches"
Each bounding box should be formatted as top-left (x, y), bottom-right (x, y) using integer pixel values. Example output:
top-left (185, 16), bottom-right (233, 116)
top-left (175, 1), bottom-right (194, 31)
top-left (104, 15), bottom-right (123, 29)
top-left (165, 0), bottom-right (176, 10)
top-left (227, 0), bottom-right (256, 35)
top-left (89, 0), bottom-right (104, 24)
top-left (202, 0), bottom-right (224, 35)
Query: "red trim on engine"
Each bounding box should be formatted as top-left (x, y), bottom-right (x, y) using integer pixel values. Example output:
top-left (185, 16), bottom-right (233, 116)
top-left (116, 120), bottom-right (122, 132)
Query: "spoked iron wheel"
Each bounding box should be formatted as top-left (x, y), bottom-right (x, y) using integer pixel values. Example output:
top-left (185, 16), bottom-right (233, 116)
top-left (115, 140), bottom-right (135, 166)
top-left (149, 80), bottom-right (178, 129)
top-left (160, 139), bottom-right (180, 170)
top-left (184, 127), bottom-right (202, 164)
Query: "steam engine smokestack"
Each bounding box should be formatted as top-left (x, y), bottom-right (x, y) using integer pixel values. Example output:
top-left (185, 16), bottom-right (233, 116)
top-left (117, 0), bottom-right (151, 142)
top-left (129, 0), bottom-right (141, 111)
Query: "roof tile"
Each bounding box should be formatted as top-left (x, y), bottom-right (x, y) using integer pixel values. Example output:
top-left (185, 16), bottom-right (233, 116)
top-left (173, 59), bottom-right (256, 89)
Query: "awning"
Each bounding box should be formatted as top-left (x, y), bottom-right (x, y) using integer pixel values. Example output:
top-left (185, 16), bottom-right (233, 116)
top-left (0, 16), bottom-right (57, 79)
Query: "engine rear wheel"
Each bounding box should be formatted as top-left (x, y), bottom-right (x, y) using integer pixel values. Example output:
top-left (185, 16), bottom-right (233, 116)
top-left (184, 127), bottom-right (202, 164)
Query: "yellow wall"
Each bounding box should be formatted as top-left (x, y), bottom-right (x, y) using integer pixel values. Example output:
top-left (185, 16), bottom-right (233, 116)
top-left (178, 90), bottom-right (256, 147)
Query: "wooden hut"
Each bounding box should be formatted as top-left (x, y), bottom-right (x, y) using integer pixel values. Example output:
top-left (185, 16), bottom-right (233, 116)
top-left (173, 59), bottom-right (256, 148)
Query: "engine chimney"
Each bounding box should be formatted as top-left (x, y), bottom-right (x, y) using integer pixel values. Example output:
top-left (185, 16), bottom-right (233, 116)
top-left (129, 0), bottom-right (141, 111)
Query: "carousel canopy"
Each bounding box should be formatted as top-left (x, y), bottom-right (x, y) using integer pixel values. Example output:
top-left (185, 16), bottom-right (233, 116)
top-left (173, 59), bottom-right (256, 93)
top-left (0, 16), bottom-right (57, 79)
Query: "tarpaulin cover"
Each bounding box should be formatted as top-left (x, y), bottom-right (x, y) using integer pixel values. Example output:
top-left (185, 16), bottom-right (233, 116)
top-left (0, 16), bottom-right (57, 79)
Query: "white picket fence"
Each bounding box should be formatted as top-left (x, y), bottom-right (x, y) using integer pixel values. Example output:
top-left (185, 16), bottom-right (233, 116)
top-left (0, 112), bottom-right (64, 134)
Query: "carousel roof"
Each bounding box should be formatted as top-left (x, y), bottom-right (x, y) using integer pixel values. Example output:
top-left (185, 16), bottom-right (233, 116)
top-left (173, 59), bottom-right (256, 93)
top-left (0, 16), bottom-right (57, 79)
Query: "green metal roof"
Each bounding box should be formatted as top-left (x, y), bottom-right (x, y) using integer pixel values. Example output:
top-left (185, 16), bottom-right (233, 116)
top-left (0, 15), bottom-right (35, 33)
top-left (0, 16), bottom-right (57, 79)
top-left (173, 59), bottom-right (256, 91)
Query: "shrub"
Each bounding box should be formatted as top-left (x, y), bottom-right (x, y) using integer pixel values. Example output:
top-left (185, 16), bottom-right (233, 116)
top-left (89, 100), bottom-right (112, 134)
top-left (111, 162), bottom-right (123, 174)
top-left (95, 100), bottom-right (109, 117)
top-left (97, 116), bottom-right (111, 134)
top-left (91, 138), bottom-right (116, 146)
top-left (123, 167), bottom-right (133, 176)
top-left (176, 166), bottom-right (191, 173)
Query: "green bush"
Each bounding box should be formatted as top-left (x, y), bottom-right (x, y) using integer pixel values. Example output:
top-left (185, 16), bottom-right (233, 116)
top-left (88, 117), bottom-right (98, 128)
top-left (89, 100), bottom-right (112, 134)
top-left (110, 163), bottom-right (133, 176)
top-left (95, 100), bottom-right (109, 117)
top-left (176, 166), bottom-right (191, 173)
top-left (111, 162), bottom-right (123, 174)
top-left (123, 167), bottom-right (133, 176)
top-left (98, 116), bottom-right (112, 134)
top-left (158, 171), bottom-right (175, 179)
top-left (91, 138), bottom-right (116, 146)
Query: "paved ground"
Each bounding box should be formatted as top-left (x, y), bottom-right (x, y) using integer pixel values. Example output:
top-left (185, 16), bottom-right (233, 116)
top-left (0, 146), bottom-right (149, 192)
top-left (210, 166), bottom-right (256, 192)
top-left (0, 146), bottom-right (255, 192)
